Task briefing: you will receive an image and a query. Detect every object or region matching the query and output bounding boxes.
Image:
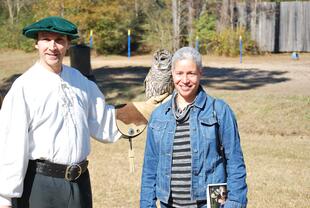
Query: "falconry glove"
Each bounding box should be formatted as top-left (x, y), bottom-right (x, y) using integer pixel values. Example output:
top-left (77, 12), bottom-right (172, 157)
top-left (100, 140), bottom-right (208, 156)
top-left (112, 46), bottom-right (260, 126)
top-left (115, 92), bottom-right (170, 139)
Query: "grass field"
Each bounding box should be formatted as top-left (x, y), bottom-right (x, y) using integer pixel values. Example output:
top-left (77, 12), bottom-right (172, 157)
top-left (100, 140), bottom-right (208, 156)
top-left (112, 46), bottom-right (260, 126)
top-left (0, 51), bottom-right (309, 207)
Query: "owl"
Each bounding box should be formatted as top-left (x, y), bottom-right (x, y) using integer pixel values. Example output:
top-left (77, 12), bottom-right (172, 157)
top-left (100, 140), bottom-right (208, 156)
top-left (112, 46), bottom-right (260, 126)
top-left (144, 49), bottom-right (174, 99)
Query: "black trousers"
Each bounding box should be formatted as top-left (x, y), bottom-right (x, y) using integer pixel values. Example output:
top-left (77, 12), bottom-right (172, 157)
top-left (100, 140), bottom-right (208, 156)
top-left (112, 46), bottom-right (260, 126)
top-left (12, 164), bottom-right (92, 208)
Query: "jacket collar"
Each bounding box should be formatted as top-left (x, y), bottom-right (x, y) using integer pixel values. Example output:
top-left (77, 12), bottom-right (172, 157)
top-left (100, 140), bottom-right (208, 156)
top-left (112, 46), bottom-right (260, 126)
top-left (194, 86), bottom-right (207, 109)
top-left (163, 85), bottom-right (207, 114)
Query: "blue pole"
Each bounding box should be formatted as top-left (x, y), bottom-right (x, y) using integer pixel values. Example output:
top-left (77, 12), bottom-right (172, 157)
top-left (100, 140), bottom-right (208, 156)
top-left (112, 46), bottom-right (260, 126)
top-left (195, 36), bottom-right (199, 52)
top-left (239, 35), bottom-right (242, 63)
top-left (128, 29), bottom-right (131, 59)
top-left (89, 30), bottom-right (93, 48)
top-left (89, 37), bottom-right (93, 48)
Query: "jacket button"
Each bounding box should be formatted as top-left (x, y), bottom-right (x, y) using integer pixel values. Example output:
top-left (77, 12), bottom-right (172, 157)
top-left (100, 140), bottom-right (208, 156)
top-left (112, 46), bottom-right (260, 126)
top-left (193, 149), bottom-right (198, 153)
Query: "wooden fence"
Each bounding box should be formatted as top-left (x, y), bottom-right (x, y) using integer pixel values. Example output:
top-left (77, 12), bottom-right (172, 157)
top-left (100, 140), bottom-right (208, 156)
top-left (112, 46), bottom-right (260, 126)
top-left (235, 1), bottom-right (310, 52)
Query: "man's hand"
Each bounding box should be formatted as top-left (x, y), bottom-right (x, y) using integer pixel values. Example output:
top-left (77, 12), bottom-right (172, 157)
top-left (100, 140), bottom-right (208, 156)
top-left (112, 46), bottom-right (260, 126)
top-left (0, 206), bottom-right (11, 208)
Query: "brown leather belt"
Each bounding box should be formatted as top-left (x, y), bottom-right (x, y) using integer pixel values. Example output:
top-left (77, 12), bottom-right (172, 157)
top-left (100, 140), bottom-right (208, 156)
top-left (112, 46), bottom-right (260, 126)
top-left (28, 159), bottom-right (88, 181)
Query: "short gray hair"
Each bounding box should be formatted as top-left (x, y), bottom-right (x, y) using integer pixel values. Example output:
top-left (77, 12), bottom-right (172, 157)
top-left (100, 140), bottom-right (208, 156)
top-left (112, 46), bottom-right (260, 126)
top-left (171, 47), bottom-right (203, 71)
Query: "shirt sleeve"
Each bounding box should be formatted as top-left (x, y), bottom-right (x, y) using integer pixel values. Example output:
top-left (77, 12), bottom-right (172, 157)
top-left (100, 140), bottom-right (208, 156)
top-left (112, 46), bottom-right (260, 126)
top-left (87, 81), bottom-right (122, 143)
top-left (0, 196), bottom-right (11, 206)
top-left (0, 82), bottom-right (30, 206)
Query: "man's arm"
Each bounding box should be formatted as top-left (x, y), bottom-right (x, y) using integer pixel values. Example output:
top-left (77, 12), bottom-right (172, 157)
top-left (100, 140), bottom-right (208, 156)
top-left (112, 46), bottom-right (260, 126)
top-left (0, 84), bottom-right (30, 207)
top-left (0, 195), bottom-right (12, 208)
top-left (86, 80), bottom-right (122, 143)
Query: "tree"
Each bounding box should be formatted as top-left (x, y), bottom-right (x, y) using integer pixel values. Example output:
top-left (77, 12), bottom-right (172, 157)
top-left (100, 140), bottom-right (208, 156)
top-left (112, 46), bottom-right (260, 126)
top-left (2, 0), bottom-right (33, 24)
top-left (138, 0), bottom-right (174, 51)
top-left (187, 0), bottom-right (194, 47)
top-left (30, 0), bottom-right (139, 54)
top-left (172, 0), bottom-right (198, 51)
top-left (172, 0), bottom-right (180, 50)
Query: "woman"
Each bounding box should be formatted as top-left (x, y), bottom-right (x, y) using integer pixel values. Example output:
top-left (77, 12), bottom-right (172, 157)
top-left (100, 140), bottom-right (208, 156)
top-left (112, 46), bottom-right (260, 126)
top-left (140, 47), bottom-right (247, 208)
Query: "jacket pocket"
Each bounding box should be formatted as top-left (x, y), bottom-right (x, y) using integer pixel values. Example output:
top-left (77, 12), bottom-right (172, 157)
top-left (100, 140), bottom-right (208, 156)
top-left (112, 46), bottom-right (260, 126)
top-left (149, 120), bottom-right (168, 143)
top-left (204, 156), bottom-right (227, 186)
top-left (200, 116), bottom-right (222, 175)
top-left (200, 116), bottom-right (218, 140)
top-left (150, 120), bottom-right (169, 191)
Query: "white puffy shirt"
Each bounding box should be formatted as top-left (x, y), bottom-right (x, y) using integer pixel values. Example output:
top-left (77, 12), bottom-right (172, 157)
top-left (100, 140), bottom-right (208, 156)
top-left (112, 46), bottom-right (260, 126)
top-left (0, 62), bottom-right (121, 205)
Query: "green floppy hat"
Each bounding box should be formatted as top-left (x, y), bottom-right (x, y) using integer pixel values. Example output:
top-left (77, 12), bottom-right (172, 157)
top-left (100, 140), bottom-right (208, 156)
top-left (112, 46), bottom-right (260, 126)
top-left (22, 16), bottom-right (79, 40)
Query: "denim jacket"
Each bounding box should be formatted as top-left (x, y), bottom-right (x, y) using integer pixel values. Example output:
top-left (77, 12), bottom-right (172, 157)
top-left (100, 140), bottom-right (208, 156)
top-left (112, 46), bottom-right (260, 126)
top-left (140, 87), bottom-right (247, 208)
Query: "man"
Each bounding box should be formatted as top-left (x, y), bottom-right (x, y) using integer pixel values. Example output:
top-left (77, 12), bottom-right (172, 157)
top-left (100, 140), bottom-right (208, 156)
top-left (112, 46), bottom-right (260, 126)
top-left (0, 16), bottom-right (120, 208)
top-left (140, 47), bottom-right (248, 208)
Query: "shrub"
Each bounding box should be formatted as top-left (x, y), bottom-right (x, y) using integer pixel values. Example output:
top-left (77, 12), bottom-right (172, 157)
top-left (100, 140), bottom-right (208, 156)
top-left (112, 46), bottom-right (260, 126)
top-left (196, 12), bottom-right (260, 56)
top-left (210, 27), bottom-right (260, 57)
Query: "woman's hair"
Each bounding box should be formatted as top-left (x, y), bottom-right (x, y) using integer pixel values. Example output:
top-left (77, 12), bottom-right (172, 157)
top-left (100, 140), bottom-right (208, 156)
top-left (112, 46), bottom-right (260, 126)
top-left (171, 47), bottom-right (203, 71)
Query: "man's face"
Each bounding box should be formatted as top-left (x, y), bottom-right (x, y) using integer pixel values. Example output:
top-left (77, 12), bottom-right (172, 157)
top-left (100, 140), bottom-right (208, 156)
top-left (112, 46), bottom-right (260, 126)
top-left (172, 58), bottom-right (202, 103)
top-left (35, 31), bottom-right (69, 73)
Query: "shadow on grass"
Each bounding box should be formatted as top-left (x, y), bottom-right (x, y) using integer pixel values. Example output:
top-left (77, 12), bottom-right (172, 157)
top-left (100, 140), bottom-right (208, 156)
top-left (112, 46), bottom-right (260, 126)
top-left (0, 74), bottom-right (21, 97)
top-left (93, 66), bottom-right (290, 102)
top-left (202, 67), bottom-right (290, 90)
top-left (0, 66), bottom-right (290, 102)
top-left (93, 66), bottom-right (148, 103)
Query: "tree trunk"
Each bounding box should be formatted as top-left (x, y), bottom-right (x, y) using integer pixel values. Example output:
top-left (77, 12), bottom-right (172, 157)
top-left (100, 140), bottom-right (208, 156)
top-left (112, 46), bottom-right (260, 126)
top-left (218, 0), bottom-right (231, 31)
top-left (187, 0), bottom-right (194, 47)
top-left (5, 0), bottom-right (30, 24)
top-left (251, 0), bottom-right (258, 40)
top-left (199, 0), bottom-right (207, 17)
top-left (245, 0), bottom-right (252, 30)
top-left (59, 1), bottom-right (64, 16)
top-left (231, 0), bottom-right (238, 29)
top-left (172, 0), bottom-right (180, 51)
top-left (6, 0), bottom-right (14, 24)
top-left (135, 0), bottom-right (139, 17)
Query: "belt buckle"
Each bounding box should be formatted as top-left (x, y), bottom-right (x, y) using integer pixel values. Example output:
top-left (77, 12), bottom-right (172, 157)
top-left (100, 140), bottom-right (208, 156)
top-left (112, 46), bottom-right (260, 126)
top-left (65, 164), bottom-right (82, 181)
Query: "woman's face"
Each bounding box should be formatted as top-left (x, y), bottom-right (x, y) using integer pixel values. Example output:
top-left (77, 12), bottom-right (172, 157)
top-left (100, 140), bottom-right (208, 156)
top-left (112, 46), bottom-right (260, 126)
top-left (172, 58), bottom-right (202, 103)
